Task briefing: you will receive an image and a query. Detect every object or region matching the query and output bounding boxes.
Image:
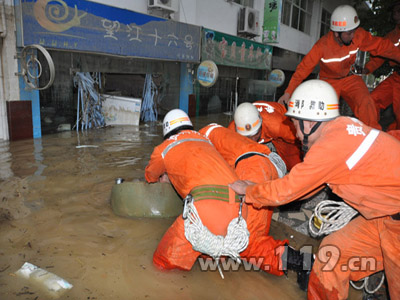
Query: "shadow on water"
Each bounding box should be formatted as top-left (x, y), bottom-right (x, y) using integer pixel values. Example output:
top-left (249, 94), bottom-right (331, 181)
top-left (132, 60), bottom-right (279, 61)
top-left (0, 113), bottom-right (346, 299)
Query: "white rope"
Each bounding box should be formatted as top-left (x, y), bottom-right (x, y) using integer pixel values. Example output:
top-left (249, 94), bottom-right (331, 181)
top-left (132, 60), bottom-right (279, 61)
top-left (183, 195), bottom-right (249, 279)
top-left (350, 272), bottom-right (386, 294)
top-left (308, 200), bottom-right (358, 237)
top-left (309, 200), bottom-right (385, 293)
top-left (267, 152), bottom-right (287, 178)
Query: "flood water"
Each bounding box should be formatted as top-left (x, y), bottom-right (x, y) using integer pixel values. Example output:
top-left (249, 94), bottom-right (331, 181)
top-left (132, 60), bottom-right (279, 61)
top-left (0, 113), bottom-right (362, 300)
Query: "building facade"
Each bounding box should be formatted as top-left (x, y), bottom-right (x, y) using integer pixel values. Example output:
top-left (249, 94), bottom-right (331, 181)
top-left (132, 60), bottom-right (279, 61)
top-left (0, 0), bottom-right (353, 140)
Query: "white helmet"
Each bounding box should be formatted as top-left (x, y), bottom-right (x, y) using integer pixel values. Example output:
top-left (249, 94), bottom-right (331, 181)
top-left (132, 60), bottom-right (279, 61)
top-left (234, 102), bottom-right (262, 136)
top-left (285, 80), bottom-right (340, 122)
top-left (163, 109), bottom-right (193, 137)
top-left (330, 5), bottom-right (360, 32)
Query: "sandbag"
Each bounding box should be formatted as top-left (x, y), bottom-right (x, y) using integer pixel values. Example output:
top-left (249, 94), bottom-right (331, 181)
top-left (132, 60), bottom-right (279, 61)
top-left (110, 181), bottom-right (183, 218)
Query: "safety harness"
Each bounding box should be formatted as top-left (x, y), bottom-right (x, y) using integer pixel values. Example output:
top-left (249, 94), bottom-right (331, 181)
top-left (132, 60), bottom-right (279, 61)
top-left (235, 151), bottom-right (287, 178)
top-left (182, 185), bottom-right (249, 279)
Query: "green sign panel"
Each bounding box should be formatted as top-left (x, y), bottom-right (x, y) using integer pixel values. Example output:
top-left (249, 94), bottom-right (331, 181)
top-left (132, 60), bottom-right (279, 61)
top-left (263, 0), bottom-right (281, 43)
top-left (202, 28), bottom-right (272, 70)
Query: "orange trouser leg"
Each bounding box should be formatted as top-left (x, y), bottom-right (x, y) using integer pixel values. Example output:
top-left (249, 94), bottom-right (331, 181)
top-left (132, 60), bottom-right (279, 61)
top-left (327, 76), bottom-right (381, 130)
top-left (308, 216), bottom-right (387, 300)
top-left (235, 155), bottom-right (288, 276)
top-left (371, 72), bottom-right (400, 130)
top-left (379, 218), bottom-right (400, 298)
top-left (240, 205), bottom-right (288, 276)
top-left (153, 215), bottom-right (200, 271)
top-left (371, 74), bottom-right (396, 112)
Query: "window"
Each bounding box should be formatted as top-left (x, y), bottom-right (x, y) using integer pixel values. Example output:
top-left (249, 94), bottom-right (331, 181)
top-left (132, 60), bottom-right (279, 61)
top-left (282, 0), bottom-right (313, 35)
top-left (320, 9), bottom-right (331, 38)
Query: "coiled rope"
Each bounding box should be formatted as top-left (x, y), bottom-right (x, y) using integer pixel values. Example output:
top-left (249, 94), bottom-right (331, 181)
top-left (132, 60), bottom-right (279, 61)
top-left (309, 199), bottom-right (385, 294)
top-left (308, 200), bottom-right (358, 237)
top-left (183, 195), bottom-right (249, 279)
top-left (267, 152), bottom-right (287, 178)
top-left (350, 272), bottom-right (386, 294)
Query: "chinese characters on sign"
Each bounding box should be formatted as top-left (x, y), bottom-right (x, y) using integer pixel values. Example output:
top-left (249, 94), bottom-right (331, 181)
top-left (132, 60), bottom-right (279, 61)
top-left (21, 0), bottom-right (200, 62)
top-left (263, 0), bottom-right (281, 43)
top-left (202, 28), bottom-right (272, 70)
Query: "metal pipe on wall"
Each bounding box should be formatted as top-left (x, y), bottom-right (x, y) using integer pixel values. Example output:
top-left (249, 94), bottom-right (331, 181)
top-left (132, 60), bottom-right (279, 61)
top-left (0, 0), bottom-right (7, 38)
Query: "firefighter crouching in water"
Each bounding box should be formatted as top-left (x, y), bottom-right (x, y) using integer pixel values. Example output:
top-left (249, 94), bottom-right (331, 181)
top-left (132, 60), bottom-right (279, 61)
top-left (199, 123), bottom-right (312, 289)
top-left (278, 5), bottom-right (400, 130)
top-left (364, 1), bottom-right (400, 131)
top-left (228, 101), bottom-right (303, 171)
top-left (145, 109), bottom-right (311, 285)
top-left (230, 79), bottom-right (400, 300)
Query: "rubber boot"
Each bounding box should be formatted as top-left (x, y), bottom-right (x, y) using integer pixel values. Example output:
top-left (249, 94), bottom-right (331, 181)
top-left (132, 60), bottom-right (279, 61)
top-left (282, 245), bottom-right (315, 292)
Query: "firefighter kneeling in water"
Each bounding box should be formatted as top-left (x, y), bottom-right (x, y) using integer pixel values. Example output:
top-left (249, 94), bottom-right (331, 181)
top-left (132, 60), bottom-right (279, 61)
top-left (145, 109), bottom-right (311, 286)
top-left (230, 79), bottom-right (400, 299)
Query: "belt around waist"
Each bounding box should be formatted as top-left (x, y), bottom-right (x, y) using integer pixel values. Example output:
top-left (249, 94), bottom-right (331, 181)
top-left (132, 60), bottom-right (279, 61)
top-left (391, 212), bottom-right (400, 221)
top-left (190, 185), bottom-right (241, 203)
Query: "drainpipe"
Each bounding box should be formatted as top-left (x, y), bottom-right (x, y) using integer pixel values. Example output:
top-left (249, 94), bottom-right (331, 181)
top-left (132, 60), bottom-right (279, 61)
top-left (0, 0), bottom-right (9, 140)
top-left (0, 0), bottom-right (6, 38)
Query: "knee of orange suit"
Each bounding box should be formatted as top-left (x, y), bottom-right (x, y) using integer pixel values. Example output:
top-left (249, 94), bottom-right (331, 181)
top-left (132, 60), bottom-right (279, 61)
top-left (308, 270), bottom-right (341, 300)
top-left (153, 216), bottom-right (200, 271)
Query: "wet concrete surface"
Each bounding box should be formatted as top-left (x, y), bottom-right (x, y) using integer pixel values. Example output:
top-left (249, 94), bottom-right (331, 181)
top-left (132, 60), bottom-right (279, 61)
top-left (0, 113), bottom-right (363, 299)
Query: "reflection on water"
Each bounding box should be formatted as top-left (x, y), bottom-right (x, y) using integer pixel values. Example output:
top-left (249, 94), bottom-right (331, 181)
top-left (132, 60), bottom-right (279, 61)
top-left (0, 113), bottom-right (310, 300)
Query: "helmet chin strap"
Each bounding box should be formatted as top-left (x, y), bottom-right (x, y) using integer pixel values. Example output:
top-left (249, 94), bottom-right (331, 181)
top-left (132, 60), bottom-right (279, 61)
top-left (299, 120), bottom-right (322, 153)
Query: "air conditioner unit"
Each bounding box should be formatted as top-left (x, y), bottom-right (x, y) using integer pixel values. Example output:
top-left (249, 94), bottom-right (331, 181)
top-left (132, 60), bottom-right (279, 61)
top-left (238, 7), bottom-right (259, 36)
top-left (148, 0), bottom-right (179, 13)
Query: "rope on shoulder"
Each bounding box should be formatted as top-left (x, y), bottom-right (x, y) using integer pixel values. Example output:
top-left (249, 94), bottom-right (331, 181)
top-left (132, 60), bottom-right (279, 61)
top-left (182, 194), bottom-right (249, 279)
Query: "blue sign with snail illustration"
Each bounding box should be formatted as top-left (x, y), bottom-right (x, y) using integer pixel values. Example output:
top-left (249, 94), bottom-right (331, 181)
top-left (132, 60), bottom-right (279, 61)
top-left (20, 0), bottom-right (200, 62)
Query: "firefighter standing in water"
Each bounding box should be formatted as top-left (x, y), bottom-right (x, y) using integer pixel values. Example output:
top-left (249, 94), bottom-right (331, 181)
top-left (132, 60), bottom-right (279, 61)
top-left (364, 1), bottom-right (400, 131)
top-left (278, 5), bottom-right (400, 130)
top-left (145, 109), bottom-right (307, 278)
top-left (228, 101), bottom-right (302, 171)
top-left (230, 79), bottom-right (400, 300)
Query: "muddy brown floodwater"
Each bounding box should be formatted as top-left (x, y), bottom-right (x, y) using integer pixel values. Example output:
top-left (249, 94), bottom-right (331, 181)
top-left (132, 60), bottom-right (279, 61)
top-left (0, 113), bottom-right (362, 300)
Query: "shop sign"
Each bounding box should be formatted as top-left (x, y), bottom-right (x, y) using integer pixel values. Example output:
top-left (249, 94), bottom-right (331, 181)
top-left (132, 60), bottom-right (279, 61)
top-left (19, 0), bottom-right (201, 62)
top-left (197, 60), bottom-right (218, 87)
top-left (263, 0), bottom-right (282, 43)
top-left (202, 28), bottom-right (272, 70)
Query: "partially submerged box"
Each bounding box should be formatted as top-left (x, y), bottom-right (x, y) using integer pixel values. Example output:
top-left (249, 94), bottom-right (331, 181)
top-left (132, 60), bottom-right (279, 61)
top-left (102, 95), bottom-right (142, 126)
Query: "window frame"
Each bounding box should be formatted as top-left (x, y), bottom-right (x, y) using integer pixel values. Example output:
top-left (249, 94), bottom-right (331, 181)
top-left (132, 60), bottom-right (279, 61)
top-left (282, 0), bottom-right (313, 35)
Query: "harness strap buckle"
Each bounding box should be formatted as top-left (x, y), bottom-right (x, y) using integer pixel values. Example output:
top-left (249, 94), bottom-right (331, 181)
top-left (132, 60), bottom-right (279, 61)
top-left (182, 194), bottom-right (193, 219)
top-left (238, 195), bottom-right (245, 223)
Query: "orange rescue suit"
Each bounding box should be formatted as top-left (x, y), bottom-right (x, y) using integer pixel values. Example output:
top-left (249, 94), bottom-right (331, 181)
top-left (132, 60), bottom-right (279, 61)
top-left (365, 25), bottom-right (400, 130)
top-left (228, 101), bottom-right (302, 170)
top-left (242, 117), bottom-right (400, 299)
top-left (285, 27), bottom-right (400, 130)
top-left (145, 129), bottom-right (285, 274)
top-left (199, 123), bottom-right (288, 275)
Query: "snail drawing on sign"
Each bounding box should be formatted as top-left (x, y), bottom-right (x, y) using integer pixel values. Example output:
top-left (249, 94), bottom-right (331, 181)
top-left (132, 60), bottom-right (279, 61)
top-left (34, 0), bottom-right (87, 33)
